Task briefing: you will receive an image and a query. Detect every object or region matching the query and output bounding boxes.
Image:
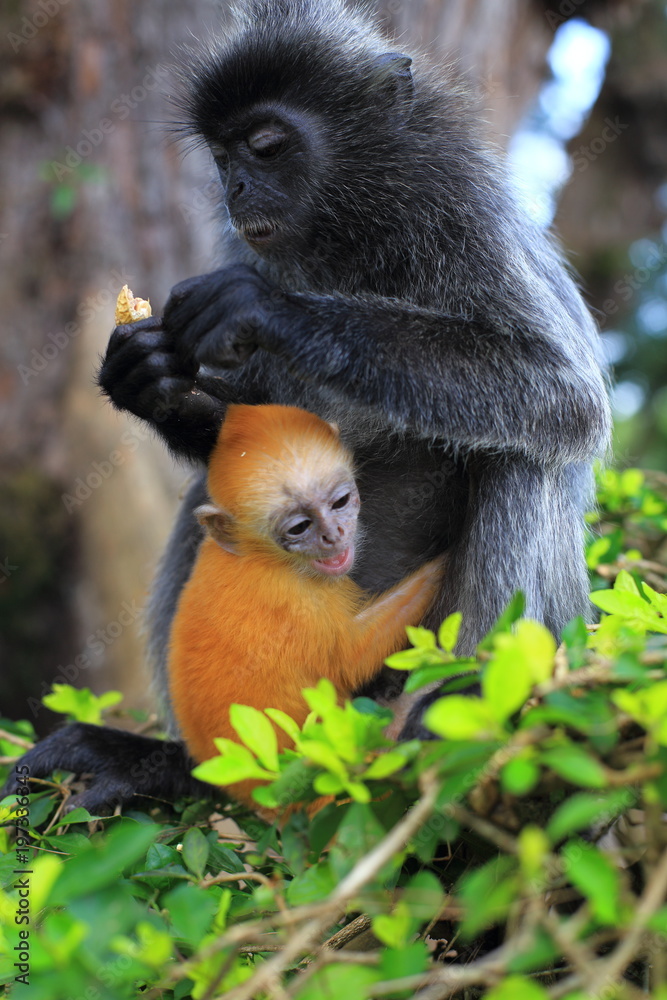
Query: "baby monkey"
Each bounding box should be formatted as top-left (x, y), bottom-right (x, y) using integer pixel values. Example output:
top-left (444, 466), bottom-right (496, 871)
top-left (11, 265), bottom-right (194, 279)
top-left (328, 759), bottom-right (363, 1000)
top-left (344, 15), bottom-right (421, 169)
top-left (168, 404), bottom-right (443, 814)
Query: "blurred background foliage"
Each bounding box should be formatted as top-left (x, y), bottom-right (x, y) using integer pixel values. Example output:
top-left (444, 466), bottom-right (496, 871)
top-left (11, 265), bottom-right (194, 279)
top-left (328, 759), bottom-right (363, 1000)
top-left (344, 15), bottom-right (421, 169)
top-left (0, 0), bottom-right (665, 726)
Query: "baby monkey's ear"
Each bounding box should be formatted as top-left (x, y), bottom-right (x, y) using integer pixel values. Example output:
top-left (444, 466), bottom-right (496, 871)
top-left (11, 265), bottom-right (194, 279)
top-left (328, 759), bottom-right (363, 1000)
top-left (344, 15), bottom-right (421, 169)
top-left (194, 503), bottom-right (238, 554)
top-left (327, 421), bottom-right (340, 436)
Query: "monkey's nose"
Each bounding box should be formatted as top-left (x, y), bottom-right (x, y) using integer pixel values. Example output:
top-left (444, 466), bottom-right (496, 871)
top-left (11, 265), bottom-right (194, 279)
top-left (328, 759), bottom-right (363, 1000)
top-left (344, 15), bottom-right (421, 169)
top-left (322, 525), bottom-right (344, 545)
top-left (230, 181), bottom-right (245, 202)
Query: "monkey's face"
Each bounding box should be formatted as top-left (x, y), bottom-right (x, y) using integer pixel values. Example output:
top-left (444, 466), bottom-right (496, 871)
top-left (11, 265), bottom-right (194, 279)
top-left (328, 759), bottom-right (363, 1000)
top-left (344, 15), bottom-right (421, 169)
top-left (208, 107), bottom-right (319, 257)
top-left (272, 479), bottom-right (360, 577)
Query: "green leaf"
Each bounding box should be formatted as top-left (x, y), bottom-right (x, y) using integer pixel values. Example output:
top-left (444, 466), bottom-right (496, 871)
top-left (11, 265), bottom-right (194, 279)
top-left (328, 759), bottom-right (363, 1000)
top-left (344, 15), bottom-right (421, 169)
top-left (438, 612), bottom-right (463, 652)
top-left (385, 647), bottom-right (437, 669)
top-left (350, 697), bottom-right (393, 722)
top-left (41, 684), bottom-right (123, 724)
top-left (293, 964), bottom-right (379, 1000)
top-left (477, 591), bottom-right (526, 651)
top-left (379, 941), bottom-right (428, 982)
top-left (612, 683), bottom-right (667, 744)
top-left (547, 790), bottom-right (635, 842)
top-left (562, 840), bottom-right (620, 924)
top-left (484, 975), bottom-right (550, 1000)
top-left (372, 900), bottom-right (412, 948)
top-left (194, 740), bottom-right (276, 786)
top-left (620, 468), bottom-right (644, 495)
top-left (265, 707), bottom-right (301, 743)
top-left (182, 826), bottom-right (210, 879)
top-left (229, 704), bottom-right (279, 771)
top-left (648, 906), bottom-right (667, 937)
top-left (586, 535), bottom-right (613, 570)
top-left (47, 821), bottom-right (158, 906)
top-left (302, 678), bottom-right (338, 715)
top-left (164, 883), bottom-right (218, 949)
top-left (540, 744), bottom-right (607, 788)
top-left (459, 856), bottom-right (518, 937)
top-left (500, 755), bottom-right (540, 796)
top-left (403, 871), bottom-right (445, 921)
top-left (404, 662), bottom-right (476, 693)
top-left (425, 695), bottom-right (502, 740)
top-left (286, 860), bottom-right (336, 906)
top-left (614, 568), bottom-right (641, 594)
top-left (483, 653), bottom-right (532, 723)
top-left (406, 625), bottom-right (437, 649)
top-left (518, 826), bottom-right (550, 883)
top-left (362, 750), bottom-right (409, 780)
top-left (298, 739), bottom-right (347, 778)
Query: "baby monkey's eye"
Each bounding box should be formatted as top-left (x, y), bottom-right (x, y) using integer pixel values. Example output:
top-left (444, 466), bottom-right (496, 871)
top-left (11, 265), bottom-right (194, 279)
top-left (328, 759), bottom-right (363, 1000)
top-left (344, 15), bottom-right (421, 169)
top-left (331, 493), bottom-right (350, 510)
top-left (287, 519), bottom-right (311, 536)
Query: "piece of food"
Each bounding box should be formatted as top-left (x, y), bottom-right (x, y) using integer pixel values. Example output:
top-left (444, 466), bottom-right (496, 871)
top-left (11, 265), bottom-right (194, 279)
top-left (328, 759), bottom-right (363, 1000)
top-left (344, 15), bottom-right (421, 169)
top-left (115, 285), bottom-right (152, 324)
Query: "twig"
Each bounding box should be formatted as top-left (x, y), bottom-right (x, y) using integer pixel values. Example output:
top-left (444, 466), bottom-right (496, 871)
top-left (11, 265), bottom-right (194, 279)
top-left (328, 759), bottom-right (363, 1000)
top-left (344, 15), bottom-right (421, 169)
top-left (589, 845), bottom-right (667, 995)
top-left (0, 728), bottom-right (34, 750)
top-left (323, 913), bottom-right (373, 951)
top-left (540, 909), bottom-right (596, 987)
top-left (219, 769), bottom-right (441, 1000)
top-left (446, 804), bottom-right (518, 855)
top-left (203, 870), bottom-right (276, 891)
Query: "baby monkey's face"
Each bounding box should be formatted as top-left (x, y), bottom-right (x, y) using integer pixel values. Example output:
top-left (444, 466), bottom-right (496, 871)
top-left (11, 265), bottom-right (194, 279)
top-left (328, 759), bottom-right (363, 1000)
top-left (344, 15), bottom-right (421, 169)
top-left (272, 477), bottom-right (361, 577)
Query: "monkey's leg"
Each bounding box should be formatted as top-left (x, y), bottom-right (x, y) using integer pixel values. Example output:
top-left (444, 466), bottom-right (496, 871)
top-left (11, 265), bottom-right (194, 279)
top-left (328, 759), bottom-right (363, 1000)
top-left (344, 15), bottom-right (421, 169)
top-left (1, 723), bottom-right (209, 815)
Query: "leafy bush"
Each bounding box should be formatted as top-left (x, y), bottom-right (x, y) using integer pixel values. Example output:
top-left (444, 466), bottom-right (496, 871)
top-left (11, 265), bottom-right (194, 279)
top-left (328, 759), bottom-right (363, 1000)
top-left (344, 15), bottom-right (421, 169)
top-left (1, 468), bottom-right (667, 1000)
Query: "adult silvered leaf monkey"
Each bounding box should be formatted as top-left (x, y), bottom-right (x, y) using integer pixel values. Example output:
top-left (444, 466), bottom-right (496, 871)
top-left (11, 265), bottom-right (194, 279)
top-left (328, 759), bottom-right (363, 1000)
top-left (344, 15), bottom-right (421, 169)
top-left (3, 0), bottom-right (610, 812)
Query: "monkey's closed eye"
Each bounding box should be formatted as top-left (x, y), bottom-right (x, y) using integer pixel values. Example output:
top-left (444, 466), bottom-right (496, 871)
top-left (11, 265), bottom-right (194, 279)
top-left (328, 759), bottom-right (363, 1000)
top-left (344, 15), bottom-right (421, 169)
top-left (247, 125), bottom-right (288, 158)
top-left (331, 493), bottom-right (350, 510)
top-left (287, 519), bottom-right (311, 536)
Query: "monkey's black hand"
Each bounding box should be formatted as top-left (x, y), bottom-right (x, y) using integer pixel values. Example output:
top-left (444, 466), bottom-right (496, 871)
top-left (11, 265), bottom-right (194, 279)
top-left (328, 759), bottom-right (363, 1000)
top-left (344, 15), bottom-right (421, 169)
top-left (1, 724), bottom-right (210, 815)
top-left (98, 316), bottom-right (227, 463)
top-left (164, 264), bottom-right (296, 370)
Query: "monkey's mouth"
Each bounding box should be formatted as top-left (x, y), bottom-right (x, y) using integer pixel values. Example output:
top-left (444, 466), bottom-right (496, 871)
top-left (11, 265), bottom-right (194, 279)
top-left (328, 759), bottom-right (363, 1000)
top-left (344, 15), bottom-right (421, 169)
top-left (234, 217), bottom-right (278, 245)
top-left (312, 545), bottom-right (355, 577)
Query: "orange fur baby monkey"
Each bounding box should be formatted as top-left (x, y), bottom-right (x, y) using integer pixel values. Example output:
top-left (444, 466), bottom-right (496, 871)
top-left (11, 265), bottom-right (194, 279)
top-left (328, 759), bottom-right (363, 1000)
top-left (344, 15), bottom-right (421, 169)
top-left (167, 404), bottom-right (443, 814)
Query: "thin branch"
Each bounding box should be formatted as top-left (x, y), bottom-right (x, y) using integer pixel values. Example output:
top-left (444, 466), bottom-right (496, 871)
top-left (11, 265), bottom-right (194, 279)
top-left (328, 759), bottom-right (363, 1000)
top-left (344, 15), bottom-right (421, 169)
top-left (0, 728), bottom-right (34, 750)
top-left (219, 770), bottom-right (441, 1000)
top-left (323, 913), bottom-right (373, 951)
top-left (588, 845), bottom-right (667, 995)
top-left (446, 804), bottom-right (518, 855)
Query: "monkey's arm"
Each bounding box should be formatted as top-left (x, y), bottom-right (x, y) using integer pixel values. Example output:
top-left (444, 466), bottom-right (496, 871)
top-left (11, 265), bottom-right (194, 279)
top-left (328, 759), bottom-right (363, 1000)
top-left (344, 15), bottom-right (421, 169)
top-left (164, 266), bottom-right (610, 466)
top-left (97, 316), bottom-right (265, 464)
top-left (347, 556), bottom-right (444, 692)
top-left (1, 723), bottom-right (210, 814)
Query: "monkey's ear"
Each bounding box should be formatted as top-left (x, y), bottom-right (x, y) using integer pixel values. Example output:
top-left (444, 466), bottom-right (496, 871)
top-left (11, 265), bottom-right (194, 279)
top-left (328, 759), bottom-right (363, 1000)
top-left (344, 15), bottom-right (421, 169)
top-left (327, 421), bottom-right (340, 436)
top-left (194, 503), bottom-right (238, 555)
top-left (372, 52), bottom-right (414, 112)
